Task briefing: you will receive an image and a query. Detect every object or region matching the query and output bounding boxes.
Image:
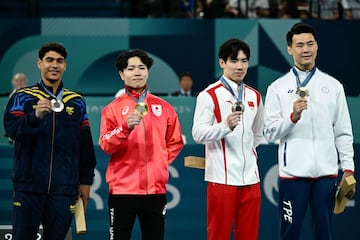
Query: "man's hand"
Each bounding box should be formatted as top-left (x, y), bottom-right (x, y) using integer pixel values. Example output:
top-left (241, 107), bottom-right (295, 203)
top-left (227, 111), bottom-right (243, 131)
top-left (339, 172), bottom-right (356, 199)
top-left (78, 184), bottom-right (91, 211)
top-left (291, 98), bottom-right (307, 122)
top-left (35, 99), bottom-right (52, 119)
top-left (126, 112), bottom-right (144, 129)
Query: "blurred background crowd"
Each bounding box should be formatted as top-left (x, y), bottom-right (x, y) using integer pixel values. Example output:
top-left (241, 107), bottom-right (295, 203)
top-left (130, 0), bottom-right (360, 20)
top-left (1, 0), bottom-right (359, 20)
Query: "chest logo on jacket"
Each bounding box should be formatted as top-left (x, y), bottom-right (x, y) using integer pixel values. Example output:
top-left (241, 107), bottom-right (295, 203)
top-left (321, 86), bottom-right (329, 93)
top-left (151, 104), bottom-right (162, 117)
top-left (122, 106), bottom-right (129, 115)
top-left (66, 106), bottom-right (74, 115)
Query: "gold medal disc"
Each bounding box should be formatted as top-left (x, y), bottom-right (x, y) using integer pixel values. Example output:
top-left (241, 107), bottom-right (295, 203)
top-left (135, 102), bottom-right (149, 116)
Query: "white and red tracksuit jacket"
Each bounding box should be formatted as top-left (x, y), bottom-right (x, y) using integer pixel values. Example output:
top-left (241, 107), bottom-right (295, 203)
top-left (192, 77), bottom-right (266, 186)
top-left (99, 91), bottom-right (184, 195)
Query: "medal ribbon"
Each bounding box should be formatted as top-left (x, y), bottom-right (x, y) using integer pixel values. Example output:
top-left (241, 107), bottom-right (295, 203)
top-left (125, 88), bottom-right (147, 103)
top-left (220, 77), bottom-right (244, 103)
top-left (292, 66), bottom-right (316, 88)
top-left (39, 79), bottom-right (64, 101)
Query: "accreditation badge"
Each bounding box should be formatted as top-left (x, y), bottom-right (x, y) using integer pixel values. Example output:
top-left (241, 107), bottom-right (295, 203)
top-left (135, 102), bottom-right (149, 116)
top-left (232, 102), bottom-right (245, 113)
top-left (51, 99), bottom-right (64, 112)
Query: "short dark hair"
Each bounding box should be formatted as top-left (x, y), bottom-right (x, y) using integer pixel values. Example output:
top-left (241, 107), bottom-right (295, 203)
top-left (218, 38), bottom-right (250, 62)
top-left (179, 71), bottom-right (192, 82)
top-left (115, 49), bottom-right (154, 72)
top-left (38, 42), bottom-right (67, 59)
top-left (286, 23), bottom-right (317, 46)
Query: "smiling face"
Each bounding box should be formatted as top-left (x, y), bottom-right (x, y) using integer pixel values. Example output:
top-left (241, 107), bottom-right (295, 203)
top-left (37, 50), bottom-right (66, 87)
top-left (288, 32), bottom-right (318, 71)
top-left (119, 56), bottom-right (149, 92)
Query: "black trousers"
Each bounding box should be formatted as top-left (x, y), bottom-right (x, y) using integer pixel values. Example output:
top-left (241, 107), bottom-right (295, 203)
top-left (108, 194), bottom-right (167, 240)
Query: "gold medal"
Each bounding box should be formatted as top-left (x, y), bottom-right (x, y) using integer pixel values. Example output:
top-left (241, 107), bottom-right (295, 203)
top-left (296, 87), bottom-right (309, 99)
top-left (232, 102), bottom-right (245, 113)
top-left (135, 102), bottom-right (149, 116)
top-left (51, 99), bottom-right (64, 112)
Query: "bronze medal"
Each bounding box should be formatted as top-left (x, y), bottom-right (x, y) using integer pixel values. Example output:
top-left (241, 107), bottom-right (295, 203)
top-left (296, 87), bottom-right (309, 99)
top-left (232, 102), bottom-right (245, 113)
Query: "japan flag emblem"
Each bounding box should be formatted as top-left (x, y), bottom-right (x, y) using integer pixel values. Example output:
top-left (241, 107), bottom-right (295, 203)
top-left (151, 104), bottom-right (162, 116)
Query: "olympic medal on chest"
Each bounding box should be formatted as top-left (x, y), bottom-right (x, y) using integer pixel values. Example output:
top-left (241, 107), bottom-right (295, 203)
top-left (51, 99), bottom-right (64, 112)
top-left (135, 102), bottom-right (149, 116)
top-left (296, 87), bottom-right (309, 99)
top-left (232, 101), bottom-right (245, 113)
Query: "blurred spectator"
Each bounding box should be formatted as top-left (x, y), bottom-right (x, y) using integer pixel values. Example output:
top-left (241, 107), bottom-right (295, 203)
top-left (279, 0), bottom-right (310, 18)
top-left (268, 0), bottom-right (280, 17)
top-left (205, 0), bottom-right (271, 18)
top-left (9, 72), bottom-right (28, 98)
top-left (169, 0), bottom-right (205, 18)
top-left (343, 0), bottom-right (360, 19)
top-left (310, 0), bottom-right (341, 19)
top-left (130, 0), bottom-right (171, 17)
top-left (171, 71), bottom-right (196, 96)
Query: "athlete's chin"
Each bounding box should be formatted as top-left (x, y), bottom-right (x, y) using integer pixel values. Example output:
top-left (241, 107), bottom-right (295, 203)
top-left (47, 78), bottom-right (61, 83)
top-left (232, 76), bottom-right (245, 84)
top-left (129, 85), bottom-right (146, 92)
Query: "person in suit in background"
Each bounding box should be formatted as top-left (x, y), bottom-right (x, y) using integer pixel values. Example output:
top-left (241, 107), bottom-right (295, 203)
top-left (9, 72), bottom-right (28, 98)
top-left (171, 71), bottom-right (196, 97)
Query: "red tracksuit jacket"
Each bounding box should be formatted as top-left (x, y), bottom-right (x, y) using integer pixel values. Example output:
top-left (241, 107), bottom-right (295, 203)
top-left (99, 91), bottom-right (184, 195)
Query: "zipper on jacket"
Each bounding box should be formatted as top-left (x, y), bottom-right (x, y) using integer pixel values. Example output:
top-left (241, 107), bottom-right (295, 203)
top-left (47, 111), bottom-right (55, 193)
top-left (241, 119), bottom-right (246, 184)
top-left (283, 142), bottom-right (287, 167)
top-left (143, 119), bottom-right (148, 194)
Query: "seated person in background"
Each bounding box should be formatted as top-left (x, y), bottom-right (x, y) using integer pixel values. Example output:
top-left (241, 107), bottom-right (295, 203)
top-left (171, 71), bottom-right (196, 96)
top-left (9, 72), bottom-right (28, 98)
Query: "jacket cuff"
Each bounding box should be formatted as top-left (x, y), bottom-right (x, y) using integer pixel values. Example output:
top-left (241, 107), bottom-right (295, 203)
top-left (290, 113), bottom-right (298, 124)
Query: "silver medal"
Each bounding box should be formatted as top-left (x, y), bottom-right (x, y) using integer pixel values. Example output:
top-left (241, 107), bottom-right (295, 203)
top-left (51, 99), bottom-right (64, 112)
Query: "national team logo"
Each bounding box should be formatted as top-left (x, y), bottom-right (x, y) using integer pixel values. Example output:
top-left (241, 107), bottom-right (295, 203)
top-left (151, 104), bottom-right (162, 116)
top-left (66, 106), bottom-right (74, 115)
top-left (247, 101), bottom-right (255, 109)
top-left (321, 86), bottom-right (329, 93)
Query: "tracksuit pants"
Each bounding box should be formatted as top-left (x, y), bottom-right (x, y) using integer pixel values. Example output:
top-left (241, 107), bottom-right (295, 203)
top-left (279, 177), bottom-right (337, 240)
top-left (108, 194), bottom-right (167, 240)
top-left (12, 191), bottom-right (75, 240)
top-left (207, 182), bottom-right (261, 240)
